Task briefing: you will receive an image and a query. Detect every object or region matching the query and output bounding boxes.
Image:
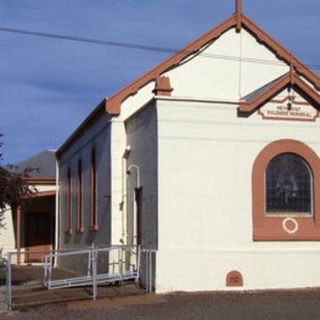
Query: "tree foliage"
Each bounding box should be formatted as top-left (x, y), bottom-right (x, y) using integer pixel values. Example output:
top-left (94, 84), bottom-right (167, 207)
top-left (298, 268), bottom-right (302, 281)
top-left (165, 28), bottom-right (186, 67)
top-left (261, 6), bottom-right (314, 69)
top-left (0, 136), bottom-right (36, 231)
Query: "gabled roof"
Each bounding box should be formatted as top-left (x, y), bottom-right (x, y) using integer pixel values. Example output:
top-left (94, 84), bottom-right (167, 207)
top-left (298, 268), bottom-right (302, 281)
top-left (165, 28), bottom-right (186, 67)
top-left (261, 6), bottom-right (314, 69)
top-left (242, 76), bottom-right (282, 102)
top-left (56, 11), bottom-right (320, 157)
top-left (105, 13), bottom-right (320, 116)
top-left (15, 150), bottom-right (56, 178)
top-left (239, 72), bottom-right (320, 114)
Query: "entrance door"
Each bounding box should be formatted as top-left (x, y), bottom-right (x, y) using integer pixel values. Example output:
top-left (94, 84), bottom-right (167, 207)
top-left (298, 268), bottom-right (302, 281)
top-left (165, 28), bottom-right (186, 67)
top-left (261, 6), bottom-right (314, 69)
top-left (24, 212), bottom-right (52, 263)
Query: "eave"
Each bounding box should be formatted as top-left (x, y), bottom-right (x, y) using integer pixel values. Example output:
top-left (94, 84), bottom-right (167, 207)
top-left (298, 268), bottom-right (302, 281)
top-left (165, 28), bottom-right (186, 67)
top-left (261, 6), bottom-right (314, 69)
top-left (57, 12), bottom-right (320, 157)
top-left (24, 176), bottom-right (56, 186)
top-left (56, 99), bottom-right (106, 158)
top-left (239, 72), bottom-right (320, 115)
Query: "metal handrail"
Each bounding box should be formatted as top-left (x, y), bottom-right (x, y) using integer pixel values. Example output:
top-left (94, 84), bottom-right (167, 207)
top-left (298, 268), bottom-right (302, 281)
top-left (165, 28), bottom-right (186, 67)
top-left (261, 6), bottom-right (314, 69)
top-left (4, 245), bottom-right (156, 312)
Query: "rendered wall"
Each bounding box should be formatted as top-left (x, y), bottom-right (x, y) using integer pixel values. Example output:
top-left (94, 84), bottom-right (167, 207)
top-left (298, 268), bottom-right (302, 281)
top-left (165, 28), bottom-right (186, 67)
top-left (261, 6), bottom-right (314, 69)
top-left (125, 102), bottom-right (158, 286)
top-left (58, 113), bottom-right (111, 272)
top-left (164, 28), bottom-right (288, 102)
top-left (0, 206), bottom-right (15, 258)
top-left (156, 98), bottom-right (320, 292)
top-left (125, 102), bottom-right (158, 248)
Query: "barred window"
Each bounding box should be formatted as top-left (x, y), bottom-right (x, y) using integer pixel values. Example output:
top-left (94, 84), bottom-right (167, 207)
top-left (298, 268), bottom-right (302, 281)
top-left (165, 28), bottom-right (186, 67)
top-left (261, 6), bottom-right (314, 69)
top-left (266, 153), bottom-right (313, 214)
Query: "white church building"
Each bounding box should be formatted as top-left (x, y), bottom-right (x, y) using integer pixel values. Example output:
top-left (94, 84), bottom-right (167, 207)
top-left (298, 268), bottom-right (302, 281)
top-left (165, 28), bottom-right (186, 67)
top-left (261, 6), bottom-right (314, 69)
top-left (56, 1), bottom-right (320, 292)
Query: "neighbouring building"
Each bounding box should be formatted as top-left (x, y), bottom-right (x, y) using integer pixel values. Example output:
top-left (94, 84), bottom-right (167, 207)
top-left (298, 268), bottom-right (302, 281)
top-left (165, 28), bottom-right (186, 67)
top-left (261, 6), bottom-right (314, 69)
top-left (56, 2), bottom-right (320, 292)
top-left (0, 150), bottom-right (56, 263)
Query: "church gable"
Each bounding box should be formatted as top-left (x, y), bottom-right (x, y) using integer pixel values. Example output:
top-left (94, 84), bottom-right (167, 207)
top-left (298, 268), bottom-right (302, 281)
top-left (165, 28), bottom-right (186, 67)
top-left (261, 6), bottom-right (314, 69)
top-left (57, 2), bottom-right (320, 157)
top-left (239, 71), bottom-right (320, 120)
top-left (163, 27), bottom-right (289, 102)
top-left (106, 10), bottom-right (320, 116)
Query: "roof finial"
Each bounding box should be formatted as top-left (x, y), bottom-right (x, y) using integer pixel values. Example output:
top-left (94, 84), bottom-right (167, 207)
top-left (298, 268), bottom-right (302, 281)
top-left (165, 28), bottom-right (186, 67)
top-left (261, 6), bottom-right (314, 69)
top-left (236, 0), bottom-right (242, 33)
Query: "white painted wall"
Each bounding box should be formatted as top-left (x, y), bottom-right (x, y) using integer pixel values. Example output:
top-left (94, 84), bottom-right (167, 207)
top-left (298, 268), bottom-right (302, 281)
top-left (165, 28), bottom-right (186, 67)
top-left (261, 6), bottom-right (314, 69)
top-left (55, 18), bottom-right (320, 291)
top-left (111, 24), bottom-right (319, 292)
top-left (125, 102), bottom-right (158, 286)
top-left (164, 28), bottom-right (289, 102)
top-left (156, 98), bottom-right (320, 292)
top-left (110, 119), bottom-right (127, 246)
top-left (125, 102), bottom-right (158, 246)
top-left (0, 206), bottom-right (16, 258)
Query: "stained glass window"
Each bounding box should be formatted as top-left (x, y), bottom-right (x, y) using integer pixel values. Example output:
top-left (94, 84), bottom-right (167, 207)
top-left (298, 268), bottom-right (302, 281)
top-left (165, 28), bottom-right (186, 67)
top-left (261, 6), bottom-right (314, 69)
top-left (266, 153), bottom-right (312, 214)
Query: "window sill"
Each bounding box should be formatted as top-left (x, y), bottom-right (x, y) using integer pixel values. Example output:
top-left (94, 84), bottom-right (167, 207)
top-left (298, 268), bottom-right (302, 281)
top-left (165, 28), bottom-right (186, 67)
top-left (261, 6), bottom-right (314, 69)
top-left (89, 224), bottom-right (99, 231)
top-left (65, 229), bottom-right (73, 235)
top-left (253, 216), bottom-right (320, 241)
top-left (266, 212), bottom-right (313, 218)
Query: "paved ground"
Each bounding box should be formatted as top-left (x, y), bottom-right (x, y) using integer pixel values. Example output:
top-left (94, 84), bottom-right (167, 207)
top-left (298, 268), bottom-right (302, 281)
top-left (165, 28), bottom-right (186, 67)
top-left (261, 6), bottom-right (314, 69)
top-left (2, 266), bottom-right (320, 319)
top-left (2, 288), bottom-right (320, 320)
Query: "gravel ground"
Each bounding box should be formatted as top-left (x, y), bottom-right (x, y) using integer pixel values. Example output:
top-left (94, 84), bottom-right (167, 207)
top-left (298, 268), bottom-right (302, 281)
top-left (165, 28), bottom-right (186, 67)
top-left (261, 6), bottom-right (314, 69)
top-left (1, 288), bottom-right (320, 320)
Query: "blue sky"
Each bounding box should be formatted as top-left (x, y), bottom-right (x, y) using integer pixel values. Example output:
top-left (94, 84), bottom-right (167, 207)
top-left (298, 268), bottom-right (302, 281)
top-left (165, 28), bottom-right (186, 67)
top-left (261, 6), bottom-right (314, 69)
top-left (0, 0), bottom-right (319, 164)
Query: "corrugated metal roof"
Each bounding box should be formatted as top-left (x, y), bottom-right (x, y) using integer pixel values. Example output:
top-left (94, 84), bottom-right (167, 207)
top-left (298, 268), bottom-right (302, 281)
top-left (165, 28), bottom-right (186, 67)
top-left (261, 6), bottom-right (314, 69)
top-left (15, 150), bottom-right (56, 178)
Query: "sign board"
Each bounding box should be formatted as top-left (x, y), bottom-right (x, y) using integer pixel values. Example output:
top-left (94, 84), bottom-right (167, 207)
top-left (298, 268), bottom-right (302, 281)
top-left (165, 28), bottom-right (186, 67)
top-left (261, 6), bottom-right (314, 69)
top-left (259, 99), bottom-right (318, 121)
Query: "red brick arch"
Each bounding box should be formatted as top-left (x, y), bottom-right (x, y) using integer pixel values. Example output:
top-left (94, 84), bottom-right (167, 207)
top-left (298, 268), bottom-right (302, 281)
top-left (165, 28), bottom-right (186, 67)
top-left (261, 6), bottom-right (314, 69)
top-left (252, 139), bottom-right (320, 240)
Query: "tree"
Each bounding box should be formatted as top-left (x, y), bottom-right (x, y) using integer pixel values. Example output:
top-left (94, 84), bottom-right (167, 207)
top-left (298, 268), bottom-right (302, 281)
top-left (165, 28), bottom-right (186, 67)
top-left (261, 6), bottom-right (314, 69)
top-left (0, 136), bottom-right (36, 232)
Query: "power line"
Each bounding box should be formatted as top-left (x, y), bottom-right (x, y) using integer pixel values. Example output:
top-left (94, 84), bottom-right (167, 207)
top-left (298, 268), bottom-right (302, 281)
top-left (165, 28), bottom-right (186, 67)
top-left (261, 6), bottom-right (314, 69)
top-left (0, 26), bottom-right (320, 71)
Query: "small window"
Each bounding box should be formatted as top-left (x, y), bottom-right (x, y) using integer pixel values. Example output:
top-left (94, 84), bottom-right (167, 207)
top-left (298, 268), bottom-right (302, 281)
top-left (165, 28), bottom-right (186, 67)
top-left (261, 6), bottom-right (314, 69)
top-left (266, 153), bottom-right (313, 215)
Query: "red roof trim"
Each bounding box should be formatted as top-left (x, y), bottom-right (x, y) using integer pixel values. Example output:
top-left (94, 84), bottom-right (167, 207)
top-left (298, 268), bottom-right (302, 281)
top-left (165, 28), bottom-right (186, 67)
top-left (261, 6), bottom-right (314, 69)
top-left (105, 15), bottom-right (237, 115)
top-left (239, 72), bottom-right (320, 114)
top-left (57, 13), bottom-right (320, 156)
top-left (105, 14), bottom-right (319, 116)
top-left (241, 15), bottom-right (320, 91)
top-left (56, 99), bottom-right (106, 158)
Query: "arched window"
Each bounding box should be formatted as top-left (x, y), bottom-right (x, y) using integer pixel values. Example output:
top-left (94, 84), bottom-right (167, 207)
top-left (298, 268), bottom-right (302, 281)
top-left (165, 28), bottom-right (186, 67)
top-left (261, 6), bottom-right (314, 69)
top-left (266, 153), bottom-right (312, 215)
top-left (67, 167), bottom-right (72, 234)
top-left (90, 148), bottom-right (98, 230)
top-left (252, 139), bottom-right (320, 240)
top-left (77, 159), bottom-right (84, 232)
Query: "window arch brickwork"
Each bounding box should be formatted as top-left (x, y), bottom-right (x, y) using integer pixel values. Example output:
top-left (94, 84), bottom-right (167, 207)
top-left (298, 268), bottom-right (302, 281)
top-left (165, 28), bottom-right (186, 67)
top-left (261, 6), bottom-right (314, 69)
top-left (252, 139), bottom-right (320, 240)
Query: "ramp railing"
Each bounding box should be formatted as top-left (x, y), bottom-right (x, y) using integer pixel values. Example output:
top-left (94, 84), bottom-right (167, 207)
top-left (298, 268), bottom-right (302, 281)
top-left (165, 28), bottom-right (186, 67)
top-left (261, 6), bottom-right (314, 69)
top-left (3, 245), bottom-right (156, 313)
top-left (43, 245), bottom-right (141, 299)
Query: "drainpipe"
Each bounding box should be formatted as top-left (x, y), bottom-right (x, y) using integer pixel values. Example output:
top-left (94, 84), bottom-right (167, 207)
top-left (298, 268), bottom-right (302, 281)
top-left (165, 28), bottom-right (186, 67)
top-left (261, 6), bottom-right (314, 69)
top-left (121, 146), bottom-right (131, 244)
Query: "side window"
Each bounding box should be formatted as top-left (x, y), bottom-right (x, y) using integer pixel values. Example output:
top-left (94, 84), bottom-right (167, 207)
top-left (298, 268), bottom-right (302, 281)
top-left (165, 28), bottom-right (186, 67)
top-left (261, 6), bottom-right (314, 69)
top-left (266, 153), bottom-right (312, 215)
top-left (90, 148), bottom-right (98, 230)
top-left (252, 139), bottom-right (320, 240)
top-left (67, 167), bottom-right (72, 234)
top-left (77, 159), bottom-right (84, 232)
